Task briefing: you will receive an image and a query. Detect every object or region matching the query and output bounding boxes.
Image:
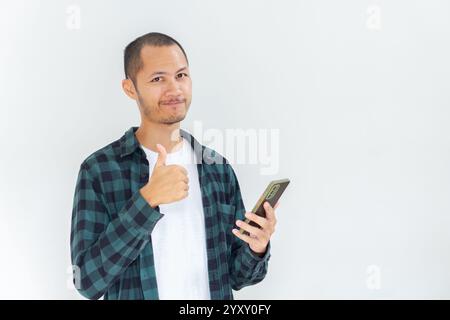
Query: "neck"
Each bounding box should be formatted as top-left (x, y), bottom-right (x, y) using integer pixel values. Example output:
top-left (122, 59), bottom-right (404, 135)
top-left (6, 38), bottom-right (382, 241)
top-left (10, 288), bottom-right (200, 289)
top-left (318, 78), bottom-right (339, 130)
top-left (135, 120), bottom-right (183, 153)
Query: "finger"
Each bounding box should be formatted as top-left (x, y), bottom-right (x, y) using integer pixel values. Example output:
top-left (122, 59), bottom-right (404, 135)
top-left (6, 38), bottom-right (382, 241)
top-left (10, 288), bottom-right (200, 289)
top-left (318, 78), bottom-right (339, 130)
top-left (177, 171), bottom-right (189, 183)
top-left (232, 228), bottom-right (257, 245)
top-left (166, 164), bottom-right (188, 176)
top-left (264, 202), bottom-right (276, 222)
top-left (244, 212), bottom-right (269, 229)
top-left (274, 201), bottom-right (280, 210)
top-left (236, 220), bottom-right (265, 239)
top-left (176, 165), bottom-right (188, 175)
top-left (178, 190), bottom-right (189, 201)
top-left (155, 144), bottom-right (167, 168)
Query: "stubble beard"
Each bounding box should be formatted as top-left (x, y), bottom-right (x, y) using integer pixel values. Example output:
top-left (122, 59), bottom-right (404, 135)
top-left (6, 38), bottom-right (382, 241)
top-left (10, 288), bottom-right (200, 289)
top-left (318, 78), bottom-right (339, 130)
top-left (138, 92), bottom-right (188, 125)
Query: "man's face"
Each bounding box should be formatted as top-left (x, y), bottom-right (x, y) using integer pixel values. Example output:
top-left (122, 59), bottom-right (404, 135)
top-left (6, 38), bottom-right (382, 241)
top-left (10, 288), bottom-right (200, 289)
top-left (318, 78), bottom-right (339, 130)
top-left (131, 45), bottom-right (192, 125)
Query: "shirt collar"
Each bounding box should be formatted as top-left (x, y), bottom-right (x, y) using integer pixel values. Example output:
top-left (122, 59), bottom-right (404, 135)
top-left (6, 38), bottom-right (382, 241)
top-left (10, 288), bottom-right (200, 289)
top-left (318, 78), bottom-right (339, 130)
top-left (119, 126), bottom-right (207, 163)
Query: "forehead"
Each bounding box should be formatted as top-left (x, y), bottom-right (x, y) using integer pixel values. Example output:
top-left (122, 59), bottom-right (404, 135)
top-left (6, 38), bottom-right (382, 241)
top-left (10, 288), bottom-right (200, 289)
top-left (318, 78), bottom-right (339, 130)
top-left (139, 45), bottom-right (188, 74)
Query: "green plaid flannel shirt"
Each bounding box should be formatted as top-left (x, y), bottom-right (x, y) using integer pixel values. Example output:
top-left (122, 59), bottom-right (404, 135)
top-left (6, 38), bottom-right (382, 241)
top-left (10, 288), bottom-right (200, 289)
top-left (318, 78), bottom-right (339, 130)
top-left (70, 127), bottom-right (271, 300)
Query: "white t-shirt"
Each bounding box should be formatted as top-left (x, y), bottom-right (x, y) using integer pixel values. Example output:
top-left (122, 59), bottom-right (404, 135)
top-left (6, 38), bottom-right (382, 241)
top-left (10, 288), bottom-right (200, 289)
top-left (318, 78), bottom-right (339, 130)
top-left (142, 138), bottom-right (211, 300)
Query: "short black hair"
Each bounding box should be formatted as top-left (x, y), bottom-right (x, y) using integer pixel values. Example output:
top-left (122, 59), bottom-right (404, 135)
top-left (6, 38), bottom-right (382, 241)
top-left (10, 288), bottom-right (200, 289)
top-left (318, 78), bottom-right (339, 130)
top-left (124, 32), bottom-right (188, 84)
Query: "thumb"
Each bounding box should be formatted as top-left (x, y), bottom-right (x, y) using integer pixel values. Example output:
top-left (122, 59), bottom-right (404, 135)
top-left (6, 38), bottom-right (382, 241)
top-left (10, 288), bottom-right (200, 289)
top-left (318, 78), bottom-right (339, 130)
top-left (154, 143), bottom-right (167, 168)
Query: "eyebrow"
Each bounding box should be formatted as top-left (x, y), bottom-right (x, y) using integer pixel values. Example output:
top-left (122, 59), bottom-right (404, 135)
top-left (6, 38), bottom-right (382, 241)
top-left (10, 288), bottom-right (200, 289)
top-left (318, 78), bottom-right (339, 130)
top-left (148, 66), bottom-right (188, 78)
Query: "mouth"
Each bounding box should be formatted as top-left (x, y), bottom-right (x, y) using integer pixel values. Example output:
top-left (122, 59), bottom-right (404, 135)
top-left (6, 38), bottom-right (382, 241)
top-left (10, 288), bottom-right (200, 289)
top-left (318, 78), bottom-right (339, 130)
top-left (161, 100), bottom-right (185, 106)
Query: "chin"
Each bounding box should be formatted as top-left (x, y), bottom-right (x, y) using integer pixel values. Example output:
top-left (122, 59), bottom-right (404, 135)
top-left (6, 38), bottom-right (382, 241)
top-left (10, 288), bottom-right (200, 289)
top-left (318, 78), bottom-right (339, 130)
top-left (160, 114), bottom-right (187, 125)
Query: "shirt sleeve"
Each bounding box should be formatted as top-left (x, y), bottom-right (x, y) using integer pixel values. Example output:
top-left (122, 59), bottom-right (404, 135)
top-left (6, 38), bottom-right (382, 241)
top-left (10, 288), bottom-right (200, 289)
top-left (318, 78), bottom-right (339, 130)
top-left (227, 164), bottom-right (271, 291)
top-left (70, 163), bottom-right (163, 299)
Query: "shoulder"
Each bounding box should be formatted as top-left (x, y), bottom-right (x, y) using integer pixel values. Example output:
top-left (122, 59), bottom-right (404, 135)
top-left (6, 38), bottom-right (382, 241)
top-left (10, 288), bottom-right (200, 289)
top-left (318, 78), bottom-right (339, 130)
top-left (79, 136), bottom-right (123, 179)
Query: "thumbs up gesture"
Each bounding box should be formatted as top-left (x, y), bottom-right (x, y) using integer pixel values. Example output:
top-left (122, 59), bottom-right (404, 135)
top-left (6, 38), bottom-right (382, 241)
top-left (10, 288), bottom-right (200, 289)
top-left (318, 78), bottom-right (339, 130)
top-left (140, 144), bottom-right (189, 208)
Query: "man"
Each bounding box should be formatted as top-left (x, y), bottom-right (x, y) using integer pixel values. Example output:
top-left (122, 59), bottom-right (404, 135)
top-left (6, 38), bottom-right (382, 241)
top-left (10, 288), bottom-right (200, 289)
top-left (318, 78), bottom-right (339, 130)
top-left (70, 32), bottom-right (278, 300)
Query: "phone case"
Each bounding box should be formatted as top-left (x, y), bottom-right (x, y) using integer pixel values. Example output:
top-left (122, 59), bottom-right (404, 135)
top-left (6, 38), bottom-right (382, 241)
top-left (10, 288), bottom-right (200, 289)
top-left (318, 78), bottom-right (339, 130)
top-left (239, 178), bottom-right (290, 236)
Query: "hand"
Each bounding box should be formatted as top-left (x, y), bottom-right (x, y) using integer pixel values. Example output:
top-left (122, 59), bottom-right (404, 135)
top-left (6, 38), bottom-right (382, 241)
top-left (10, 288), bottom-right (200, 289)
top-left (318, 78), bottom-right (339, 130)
top-left (140, 143), bottom-right (189, 207)
top-left (232, 201), bottom-right (279, 256)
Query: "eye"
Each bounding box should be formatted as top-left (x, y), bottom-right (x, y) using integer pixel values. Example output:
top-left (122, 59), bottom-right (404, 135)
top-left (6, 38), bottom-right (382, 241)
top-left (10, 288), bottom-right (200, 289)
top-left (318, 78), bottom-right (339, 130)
top-left (177, 73), bottom-right (188, 79)
top-left (151, 77), bottom-right (162, 82)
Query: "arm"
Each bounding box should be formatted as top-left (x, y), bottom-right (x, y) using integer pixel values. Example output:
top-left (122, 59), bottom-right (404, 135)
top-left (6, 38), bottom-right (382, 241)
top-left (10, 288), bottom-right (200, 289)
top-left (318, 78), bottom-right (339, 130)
top-left (70, 164), bottom-right (163, 299)
top-left (227, 165), bottom-right (271, 291)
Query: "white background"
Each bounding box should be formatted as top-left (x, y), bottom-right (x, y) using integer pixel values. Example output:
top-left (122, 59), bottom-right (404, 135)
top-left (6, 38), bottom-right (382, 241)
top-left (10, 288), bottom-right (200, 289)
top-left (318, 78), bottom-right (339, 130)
top-left (1, 0), bottom-right (449, 299)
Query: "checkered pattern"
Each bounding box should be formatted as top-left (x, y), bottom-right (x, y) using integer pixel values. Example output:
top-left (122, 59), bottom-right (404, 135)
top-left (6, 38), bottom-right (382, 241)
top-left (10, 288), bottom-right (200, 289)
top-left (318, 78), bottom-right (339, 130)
top-left (70, 127), bottom-right (271, 300)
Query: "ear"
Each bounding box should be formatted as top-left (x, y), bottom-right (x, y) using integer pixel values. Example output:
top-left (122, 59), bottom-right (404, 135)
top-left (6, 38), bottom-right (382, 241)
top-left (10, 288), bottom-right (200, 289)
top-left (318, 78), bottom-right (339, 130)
top-left (122, 78), bottom-right (138, 100)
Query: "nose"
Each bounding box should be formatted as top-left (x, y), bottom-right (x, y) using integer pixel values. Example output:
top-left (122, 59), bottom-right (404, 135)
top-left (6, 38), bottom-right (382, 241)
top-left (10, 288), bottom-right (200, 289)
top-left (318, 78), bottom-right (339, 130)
top-left (165, 78), bottom-right (182, 96)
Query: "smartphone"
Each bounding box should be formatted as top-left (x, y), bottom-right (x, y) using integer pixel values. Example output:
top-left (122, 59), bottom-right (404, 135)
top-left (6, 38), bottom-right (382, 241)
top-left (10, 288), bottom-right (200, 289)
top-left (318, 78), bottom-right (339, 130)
top-left (239, 178), bottom-right (290, 236)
